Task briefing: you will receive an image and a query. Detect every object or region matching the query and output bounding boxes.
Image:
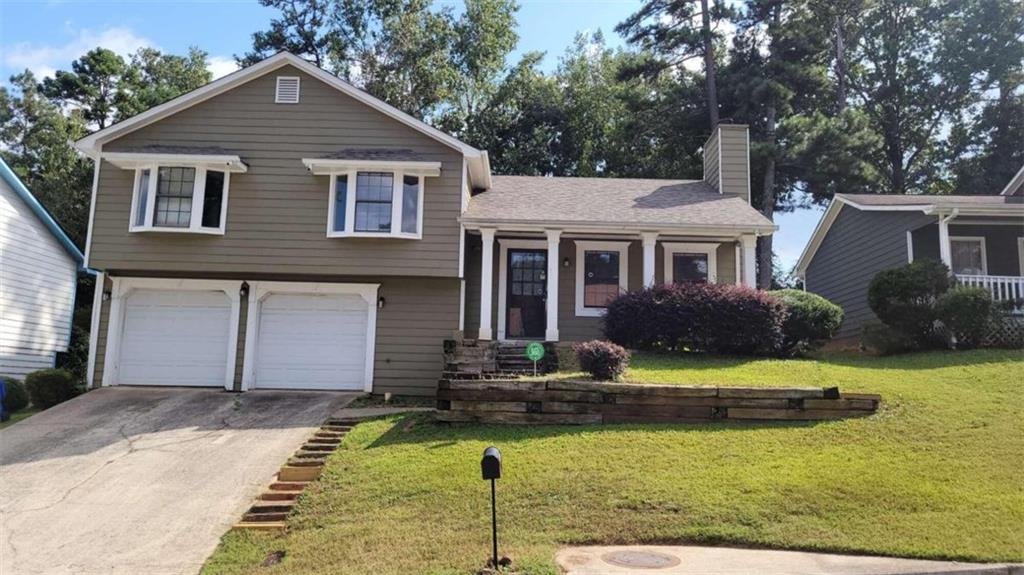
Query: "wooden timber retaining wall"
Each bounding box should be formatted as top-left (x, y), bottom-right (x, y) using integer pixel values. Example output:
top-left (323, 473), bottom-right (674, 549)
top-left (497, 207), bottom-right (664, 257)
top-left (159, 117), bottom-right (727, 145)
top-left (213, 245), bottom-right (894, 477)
top-left (435, 379), bottom-right (880, 425)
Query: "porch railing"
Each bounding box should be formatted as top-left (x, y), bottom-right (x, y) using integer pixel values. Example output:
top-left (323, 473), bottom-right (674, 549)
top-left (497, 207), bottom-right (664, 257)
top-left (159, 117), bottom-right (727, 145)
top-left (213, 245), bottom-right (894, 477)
top-left (956, 274), bottom-right (1024, 313)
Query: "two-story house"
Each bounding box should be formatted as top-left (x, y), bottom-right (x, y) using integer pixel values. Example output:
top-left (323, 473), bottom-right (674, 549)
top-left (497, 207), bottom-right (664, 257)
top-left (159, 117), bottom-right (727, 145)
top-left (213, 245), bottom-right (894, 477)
top-left (77, 52), bottom-right (774, 397)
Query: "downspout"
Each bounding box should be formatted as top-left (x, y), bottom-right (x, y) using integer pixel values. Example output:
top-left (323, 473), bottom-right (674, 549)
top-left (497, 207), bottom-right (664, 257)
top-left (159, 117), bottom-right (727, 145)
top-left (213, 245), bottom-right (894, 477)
top-left (937, 208), bottom-right (959, 273)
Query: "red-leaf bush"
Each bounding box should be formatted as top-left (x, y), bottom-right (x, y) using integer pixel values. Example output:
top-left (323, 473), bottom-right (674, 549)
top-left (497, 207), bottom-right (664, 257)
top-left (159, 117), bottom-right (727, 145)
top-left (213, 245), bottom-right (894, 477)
top-left (572, 340), bottom-right (630, 381)
top-left (602, 283), bottom-right (787, 356)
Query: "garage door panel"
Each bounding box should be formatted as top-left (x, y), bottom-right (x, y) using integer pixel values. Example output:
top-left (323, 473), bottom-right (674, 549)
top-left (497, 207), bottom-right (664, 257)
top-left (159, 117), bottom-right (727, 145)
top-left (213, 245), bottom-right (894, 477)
top-left (254, 293), bottom-right (369, 391)
top-left (118, 289), bottom-right (232, 387)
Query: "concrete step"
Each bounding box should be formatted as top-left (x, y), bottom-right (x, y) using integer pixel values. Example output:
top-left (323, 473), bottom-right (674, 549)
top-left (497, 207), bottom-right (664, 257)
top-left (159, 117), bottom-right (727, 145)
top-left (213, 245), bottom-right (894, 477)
top-left (242, 511), bottom-right (290, 522)
top-left (270, 481), bottom-right (309, 491)
top-left (301, 443), bottom-right (337, 452)
top-left (249, 501), bottom-right (295, 514)
top-left (288, 458), bottom-right (327, 468)
top-left (279, 466), bottom-right (321, 482)
top-left (259, 490), bottom-right (302, 501)
top-left (308, 435), bottom-right (342, 443)
top-left (322, 425), bottom-right (352, 433)
top-left (233, 521), bottom-right (286, 531)
top-left (293, 449), bottom-right (330, 458)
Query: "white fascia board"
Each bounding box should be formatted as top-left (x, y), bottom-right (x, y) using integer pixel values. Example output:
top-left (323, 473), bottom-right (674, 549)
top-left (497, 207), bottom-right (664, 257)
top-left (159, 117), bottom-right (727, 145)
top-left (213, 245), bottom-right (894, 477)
top-left (794, 198), bottom-right (844, 275)
top-left (460, 219), bottom-right (778, 235)
top-left (1000, 164), bottom-right (1024, 195)
top-left (302, 158), bottom-right (441, 176)
top-left (104, 152), bottom-right (248, 173)
top-left (74, 52), bottom-right (485, 165)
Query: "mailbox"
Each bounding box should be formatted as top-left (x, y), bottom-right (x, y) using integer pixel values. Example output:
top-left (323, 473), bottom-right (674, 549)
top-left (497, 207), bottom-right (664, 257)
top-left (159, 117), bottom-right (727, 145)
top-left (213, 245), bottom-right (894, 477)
top-left (481, 446), bottom-right (502, 480)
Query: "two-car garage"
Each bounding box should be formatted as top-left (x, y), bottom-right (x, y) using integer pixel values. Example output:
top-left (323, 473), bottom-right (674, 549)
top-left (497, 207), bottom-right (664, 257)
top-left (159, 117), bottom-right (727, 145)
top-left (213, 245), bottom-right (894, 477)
top-left (103, 278), bottom-right (377, 392)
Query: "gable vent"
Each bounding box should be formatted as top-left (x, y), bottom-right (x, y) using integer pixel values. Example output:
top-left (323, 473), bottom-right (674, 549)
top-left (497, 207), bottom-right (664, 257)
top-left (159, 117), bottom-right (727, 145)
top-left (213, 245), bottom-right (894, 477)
top-left (275, 76), bottom-right (300, 104)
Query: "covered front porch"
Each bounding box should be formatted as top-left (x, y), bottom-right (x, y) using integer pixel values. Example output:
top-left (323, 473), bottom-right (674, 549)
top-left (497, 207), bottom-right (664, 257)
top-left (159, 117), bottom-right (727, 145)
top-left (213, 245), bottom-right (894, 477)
top-left (910, 215), bottom-right (1024, 311)
top-left (462, 227), bottom-right (760, 342)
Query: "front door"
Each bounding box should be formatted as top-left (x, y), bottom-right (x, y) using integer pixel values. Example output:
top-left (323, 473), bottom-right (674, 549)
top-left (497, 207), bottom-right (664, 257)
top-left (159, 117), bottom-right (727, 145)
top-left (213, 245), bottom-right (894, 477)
top-left (507, 249), bottom-right (547, 339)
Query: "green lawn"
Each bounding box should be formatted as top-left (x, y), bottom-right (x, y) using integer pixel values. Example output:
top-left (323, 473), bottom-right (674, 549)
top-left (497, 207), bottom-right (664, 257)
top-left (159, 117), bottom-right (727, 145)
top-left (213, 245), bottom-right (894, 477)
top-left (0, 408), bottom-right (38, 430)
top-left (203, 350), bottom-right (1024, 575)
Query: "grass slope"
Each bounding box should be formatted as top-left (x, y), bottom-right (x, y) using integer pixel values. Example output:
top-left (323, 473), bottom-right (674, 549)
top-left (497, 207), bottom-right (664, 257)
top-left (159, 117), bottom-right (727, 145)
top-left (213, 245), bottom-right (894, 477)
top-left (203, 350), bottom-right (1024, 575)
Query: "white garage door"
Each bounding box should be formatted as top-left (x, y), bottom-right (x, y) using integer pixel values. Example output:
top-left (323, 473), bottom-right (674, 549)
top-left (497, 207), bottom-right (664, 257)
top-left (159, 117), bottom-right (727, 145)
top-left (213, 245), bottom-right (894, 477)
top-left (118, 289), bottom-right (232, 386)
top-left (254, 293), bottom-right (368, 390)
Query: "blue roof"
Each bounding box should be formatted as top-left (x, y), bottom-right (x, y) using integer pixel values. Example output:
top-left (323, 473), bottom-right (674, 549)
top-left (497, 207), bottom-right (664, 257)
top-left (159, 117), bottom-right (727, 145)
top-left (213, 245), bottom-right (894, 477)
top-left (0, 157), bottom-right (85, 266)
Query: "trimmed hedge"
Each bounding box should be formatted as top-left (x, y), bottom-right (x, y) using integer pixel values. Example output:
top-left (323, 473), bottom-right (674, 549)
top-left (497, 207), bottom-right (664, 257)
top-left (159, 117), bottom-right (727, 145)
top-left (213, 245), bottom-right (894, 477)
top-left (1, 377), bottom-right (30, 413)
top-left (603, 283), bottom-right (787, 356)
top-left (573, 340), bottom-right (630, 381)
top-left (771, 289), bottom-right (844, 356)
top-left (936, 287), bottom-right (993, 349)
top-left (867, 260), bottom-right (950, 348)
top-left (25, 369), bottom-right (82, 409)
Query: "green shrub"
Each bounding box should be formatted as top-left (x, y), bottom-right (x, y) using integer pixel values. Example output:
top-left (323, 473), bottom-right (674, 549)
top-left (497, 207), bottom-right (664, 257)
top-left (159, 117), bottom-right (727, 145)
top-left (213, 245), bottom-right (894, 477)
top-left (572, 340), bottom-right (630, 381)
top-left (935, 287), bottom-right (993, 349)
top-left (867, 260), bottom-right (950, 347)
top-left (24, 369), bottom-right (82, 409)
top-left (771, 289), bottom-right (844, 356)
top-left (860, 322), bottom-right (915, 356)
top-left (1, 377), bottom-right (30, 412)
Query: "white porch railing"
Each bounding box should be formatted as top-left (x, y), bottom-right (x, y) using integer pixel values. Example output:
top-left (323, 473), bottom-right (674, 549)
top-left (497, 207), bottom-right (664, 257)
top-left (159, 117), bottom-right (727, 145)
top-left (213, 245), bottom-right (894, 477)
top-left (956, 274), bottom-right (1024, 313)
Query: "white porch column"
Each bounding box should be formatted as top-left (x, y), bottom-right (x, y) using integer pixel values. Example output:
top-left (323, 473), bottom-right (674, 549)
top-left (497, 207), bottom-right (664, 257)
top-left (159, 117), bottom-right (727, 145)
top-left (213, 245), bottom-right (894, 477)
top-left (938, 212), bottom-right (956, 270)
top-left (478, 228), bottom-right (496, 340)
top-left (545, 229), bottom-right (561, 342)
top-left (740, 234), bottom-right (757, 288)
top-left (641, 232), bottom-right (658, 287)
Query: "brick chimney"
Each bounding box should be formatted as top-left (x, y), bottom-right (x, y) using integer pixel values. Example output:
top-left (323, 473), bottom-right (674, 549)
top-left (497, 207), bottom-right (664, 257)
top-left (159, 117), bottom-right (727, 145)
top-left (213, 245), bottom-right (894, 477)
top-left (703, 124), bottom-right (751, 204)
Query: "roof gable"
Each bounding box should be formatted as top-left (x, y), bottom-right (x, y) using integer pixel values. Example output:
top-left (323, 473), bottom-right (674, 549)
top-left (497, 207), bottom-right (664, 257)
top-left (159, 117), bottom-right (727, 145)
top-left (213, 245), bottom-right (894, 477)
top-left (74, 52), bottom-right (491, 188)
top-left (0, 158), bottom-right (84, 265)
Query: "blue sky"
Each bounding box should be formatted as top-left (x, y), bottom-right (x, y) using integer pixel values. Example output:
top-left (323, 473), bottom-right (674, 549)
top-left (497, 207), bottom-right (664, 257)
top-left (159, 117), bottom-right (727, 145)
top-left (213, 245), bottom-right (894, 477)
top-left (0, 0), bottom-right (821, 270)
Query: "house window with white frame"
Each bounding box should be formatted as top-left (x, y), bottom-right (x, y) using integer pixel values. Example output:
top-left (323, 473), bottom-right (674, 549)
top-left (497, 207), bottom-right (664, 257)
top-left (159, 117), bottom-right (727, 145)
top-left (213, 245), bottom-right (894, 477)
top-left (328, 170), bottom-right (423, 238)
top-left (575, 241), bottom-right (629, 317)
top-left (129, 164), bottom-right (232, 234)
top-left (664, 243), bottom-right (718, 284)
top-left (950, 237), bottom-right (987, 275)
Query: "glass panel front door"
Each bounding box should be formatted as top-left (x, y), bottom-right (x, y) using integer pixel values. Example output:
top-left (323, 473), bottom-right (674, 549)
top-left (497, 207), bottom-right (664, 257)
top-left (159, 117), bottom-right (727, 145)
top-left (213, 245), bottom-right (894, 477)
top-left (507, 249), bottom-right (547, 339)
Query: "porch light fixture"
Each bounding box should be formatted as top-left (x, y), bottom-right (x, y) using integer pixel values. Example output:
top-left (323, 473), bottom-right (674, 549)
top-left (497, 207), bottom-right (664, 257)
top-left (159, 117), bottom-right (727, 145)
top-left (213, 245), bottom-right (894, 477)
top-left (102, 290), bottom-right (111, 302)
top-left (377, 296), bottom-right (386, 309)
top-left (239, 282), bottom-right (249, 298)
top-left (563, 257), bottom-right (571, 268)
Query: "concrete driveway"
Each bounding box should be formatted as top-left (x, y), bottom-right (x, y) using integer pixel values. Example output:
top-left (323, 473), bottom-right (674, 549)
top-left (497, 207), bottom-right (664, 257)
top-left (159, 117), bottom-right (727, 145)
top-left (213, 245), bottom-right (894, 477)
top-left (0, 387), bottom-right (355, 575)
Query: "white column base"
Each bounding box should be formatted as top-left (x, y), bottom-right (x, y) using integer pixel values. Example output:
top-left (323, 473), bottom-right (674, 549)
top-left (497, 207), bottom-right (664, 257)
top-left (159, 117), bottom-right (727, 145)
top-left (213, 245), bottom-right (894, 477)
top-left (478, 327), bottom-right (493, 341)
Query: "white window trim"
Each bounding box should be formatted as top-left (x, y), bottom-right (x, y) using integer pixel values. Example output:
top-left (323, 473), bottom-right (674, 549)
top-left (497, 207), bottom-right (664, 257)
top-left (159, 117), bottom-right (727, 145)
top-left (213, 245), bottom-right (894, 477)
top-left (102, 277), bottom-right (242, 391)
top-left (574, 240), bottom-right (629, 317)
top-left (275, 76), bottom-right (300, 104)
top-left (664, 242), bottom-right (719, 284)
top-left (950, 236), bottom-right (988, 275)
top-left (1018, 237), bottom-right (1024, 275)
top-left (127, 164), bottom-right (231, 235)
top-left (496, 239), bottom-right (547, 341)
top-left (240, 281), bottom-right (379, 392)
top-left (325, 169), bottom-right (425, 239)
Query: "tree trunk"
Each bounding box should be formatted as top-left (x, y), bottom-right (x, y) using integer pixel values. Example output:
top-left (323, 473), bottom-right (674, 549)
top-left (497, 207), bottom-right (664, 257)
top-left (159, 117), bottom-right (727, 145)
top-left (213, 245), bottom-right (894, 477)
top-left (758, 103), bottom-right (777, 290)
top-left (700, 0), bottom-right (720, 127)
top-left (834, 14), bottom-right (847, 112)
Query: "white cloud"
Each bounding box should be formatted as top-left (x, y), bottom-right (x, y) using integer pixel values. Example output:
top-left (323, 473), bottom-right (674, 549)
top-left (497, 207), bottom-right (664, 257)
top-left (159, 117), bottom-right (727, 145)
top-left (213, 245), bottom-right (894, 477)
top-left (2, 26), bottom-right (156, 80)
top-left (207, 56), bottom-right (240, 80)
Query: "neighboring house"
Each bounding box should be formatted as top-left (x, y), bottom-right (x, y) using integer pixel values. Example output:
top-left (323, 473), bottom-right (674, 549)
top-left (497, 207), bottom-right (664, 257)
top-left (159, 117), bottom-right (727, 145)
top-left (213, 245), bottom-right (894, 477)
top-left (75, 52), bottom-right (774, 397)
top-left (0, 158), bottom-right (85, 378)
top-left (796, 169), bottom-right (1024, 341)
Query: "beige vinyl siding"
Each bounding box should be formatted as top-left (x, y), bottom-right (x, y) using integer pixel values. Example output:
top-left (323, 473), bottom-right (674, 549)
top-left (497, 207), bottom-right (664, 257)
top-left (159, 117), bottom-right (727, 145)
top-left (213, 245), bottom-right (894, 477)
top-left (90, 274), bottom-right (458, 395)
top-left (90, 65), bottom-right (464, 278)
top-left (463, 236), bottom-right (741, 342)
top-left (717, 126), bottom-right (750, 203)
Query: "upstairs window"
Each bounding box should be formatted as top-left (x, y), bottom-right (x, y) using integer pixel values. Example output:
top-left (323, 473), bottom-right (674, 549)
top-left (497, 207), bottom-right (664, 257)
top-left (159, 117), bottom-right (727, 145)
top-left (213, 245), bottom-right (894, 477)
top-left (327, 169), bottom-right (424, 239)
top-left (129, 164), bottom-right (232, 234)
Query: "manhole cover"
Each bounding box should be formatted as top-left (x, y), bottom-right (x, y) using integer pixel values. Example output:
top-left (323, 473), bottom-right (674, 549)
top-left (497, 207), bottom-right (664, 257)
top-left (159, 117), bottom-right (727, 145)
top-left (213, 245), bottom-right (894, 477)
top-left (600, 550), bottom-right (681, 570)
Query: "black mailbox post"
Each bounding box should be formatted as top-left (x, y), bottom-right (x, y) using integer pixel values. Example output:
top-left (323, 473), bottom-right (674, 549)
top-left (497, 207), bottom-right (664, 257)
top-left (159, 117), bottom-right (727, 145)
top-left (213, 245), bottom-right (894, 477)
top-left (481, 446), bottom-right (502, 568)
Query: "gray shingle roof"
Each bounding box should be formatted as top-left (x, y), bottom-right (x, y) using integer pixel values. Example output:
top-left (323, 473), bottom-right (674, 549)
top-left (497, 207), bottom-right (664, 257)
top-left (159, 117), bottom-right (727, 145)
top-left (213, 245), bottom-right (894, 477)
top-left (118, 144), bottom-right (237, 156)
top-left (318, 148), bottom-right (429, 161)
top-left (465, 176), bottom-right (775, 230)
top-left (838, 193), bottom-right (1024, 207)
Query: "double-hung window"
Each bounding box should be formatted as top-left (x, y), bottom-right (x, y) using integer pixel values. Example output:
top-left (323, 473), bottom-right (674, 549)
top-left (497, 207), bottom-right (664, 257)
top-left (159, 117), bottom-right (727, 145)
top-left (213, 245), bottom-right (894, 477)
top-left (574, 241), bottom-right (629, 317)
top-left (111, 152), bottom-right (247, 235)
top-left (950, 237), bottom-right (987, 275)
top-left (316, 164), bottom-right (437, 239)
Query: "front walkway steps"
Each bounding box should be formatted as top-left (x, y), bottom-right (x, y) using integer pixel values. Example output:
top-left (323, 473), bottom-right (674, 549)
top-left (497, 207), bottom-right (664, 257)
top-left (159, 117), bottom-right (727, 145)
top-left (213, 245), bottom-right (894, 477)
top-left (232, 406), bottom-right (434, 531)
top-left (232, 419), bottom-right (355, 531)
top-left (556, 546), bottom-right (1024, 575)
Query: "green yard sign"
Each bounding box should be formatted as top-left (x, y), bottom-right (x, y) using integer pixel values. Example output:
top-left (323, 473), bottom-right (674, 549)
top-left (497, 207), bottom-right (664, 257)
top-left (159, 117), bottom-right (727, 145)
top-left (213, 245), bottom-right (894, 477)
top-left (525, 342), bottom-right (545, 361)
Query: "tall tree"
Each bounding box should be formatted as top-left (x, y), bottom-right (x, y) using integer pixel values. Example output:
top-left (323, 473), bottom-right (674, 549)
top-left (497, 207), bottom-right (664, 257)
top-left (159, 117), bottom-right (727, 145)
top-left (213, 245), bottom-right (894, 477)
top-left (616, 0), bottom-right (735, 128)
top-left (39, 48), bottom-right (128, 129)
top-left (118, 47), bottom-right (212, 120)
top-left (240, 0), bottom-right (335, 67)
